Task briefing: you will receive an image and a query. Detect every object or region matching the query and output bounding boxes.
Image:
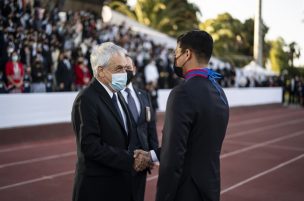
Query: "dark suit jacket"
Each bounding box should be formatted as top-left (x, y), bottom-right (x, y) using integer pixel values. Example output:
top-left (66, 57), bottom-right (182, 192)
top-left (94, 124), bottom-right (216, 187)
top-left (128, 85), bottom-right (159, 152)
top-left (71, 78), bottom-right (134, 201)
top-left (56, 59), bottom-right (74, 90)
top-left (119, 85), bottom-right (159, 201)
top-left (156, 77), bottom-right (229, 201)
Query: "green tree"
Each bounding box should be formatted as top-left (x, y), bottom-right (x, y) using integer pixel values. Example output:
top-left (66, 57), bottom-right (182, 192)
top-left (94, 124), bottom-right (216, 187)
top-left (108, 0), bottom-right (200, 37)
top-left (268, 38), bottom-right (289, 73)
top-left (200, 13), bottom-right (243, 66)
top-left (199, 13), bottom-right (269, 67)
top-left (287, 41), bottom-right (301, 67)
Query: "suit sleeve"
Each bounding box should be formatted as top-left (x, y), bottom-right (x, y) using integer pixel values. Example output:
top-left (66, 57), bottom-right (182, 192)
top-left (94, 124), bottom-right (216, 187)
top-left (156, 87), bottom-right (194, 201)
top-left (76, 95), bottom-right (133, 172)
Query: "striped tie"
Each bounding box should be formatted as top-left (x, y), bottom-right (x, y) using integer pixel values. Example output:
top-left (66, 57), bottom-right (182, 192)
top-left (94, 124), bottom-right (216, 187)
top-left (125, 87), bottom-right (139, 122)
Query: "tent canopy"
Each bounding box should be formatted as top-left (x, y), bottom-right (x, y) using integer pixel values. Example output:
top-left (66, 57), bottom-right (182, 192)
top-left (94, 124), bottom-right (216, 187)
top-left (243, 61), bottom-right (276, 76)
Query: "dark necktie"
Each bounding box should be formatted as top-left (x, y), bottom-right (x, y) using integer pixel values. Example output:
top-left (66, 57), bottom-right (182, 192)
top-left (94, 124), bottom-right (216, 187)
top-left (125, 87), bottom-right (139, 122)
top-left (111, 94), bottom-right (126, 131)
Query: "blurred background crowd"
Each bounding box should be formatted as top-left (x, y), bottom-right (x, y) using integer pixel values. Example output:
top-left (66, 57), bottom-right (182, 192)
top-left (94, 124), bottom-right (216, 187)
top-left (0, 0), bottom-right (303, 107)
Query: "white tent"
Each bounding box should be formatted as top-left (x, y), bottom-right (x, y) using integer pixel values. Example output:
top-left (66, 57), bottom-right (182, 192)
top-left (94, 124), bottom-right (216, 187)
top-left (243, 61), bottom-right (276, 77)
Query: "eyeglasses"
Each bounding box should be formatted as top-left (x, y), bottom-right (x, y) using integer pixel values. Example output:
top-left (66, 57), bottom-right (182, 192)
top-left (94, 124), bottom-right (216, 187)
top-left (99, 64), bottom-right (132, 73)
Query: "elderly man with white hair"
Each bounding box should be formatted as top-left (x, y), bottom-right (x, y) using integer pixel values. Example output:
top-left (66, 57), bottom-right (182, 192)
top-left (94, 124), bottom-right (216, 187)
top-left (71, 42), bottom-right (141, 201)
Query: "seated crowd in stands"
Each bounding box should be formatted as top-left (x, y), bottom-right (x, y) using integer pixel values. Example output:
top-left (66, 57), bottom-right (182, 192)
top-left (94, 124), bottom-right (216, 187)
top-left (0, 0), bottom-right (178, 100)
top-left (0, 0), bottom-right (303, 108)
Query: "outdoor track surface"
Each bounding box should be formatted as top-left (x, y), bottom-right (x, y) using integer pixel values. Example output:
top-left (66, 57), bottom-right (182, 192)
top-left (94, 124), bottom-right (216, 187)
top-left (0, 104), bottom-right (303, 201)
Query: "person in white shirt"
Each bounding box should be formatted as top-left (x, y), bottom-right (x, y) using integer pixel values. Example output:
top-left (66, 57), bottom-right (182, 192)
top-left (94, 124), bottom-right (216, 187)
top-left (144, 58), bottom-right (159, 86)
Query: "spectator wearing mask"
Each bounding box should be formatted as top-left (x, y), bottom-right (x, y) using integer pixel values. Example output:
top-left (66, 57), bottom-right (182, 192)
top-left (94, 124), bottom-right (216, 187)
top-left (31, 59), bottom-right (46, 92)
top-left (56, 51), bottom-right (74, 91)
top-left (74, 57), bottom-right (92, 90)
top-left (5, 51), bottom-right (24, 93)
top-left (144, 58), bottom-right (159, 87)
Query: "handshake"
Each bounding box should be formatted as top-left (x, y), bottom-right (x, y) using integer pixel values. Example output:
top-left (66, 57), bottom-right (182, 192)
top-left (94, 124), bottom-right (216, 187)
top-left (133, 149), bottom-right (154, 172)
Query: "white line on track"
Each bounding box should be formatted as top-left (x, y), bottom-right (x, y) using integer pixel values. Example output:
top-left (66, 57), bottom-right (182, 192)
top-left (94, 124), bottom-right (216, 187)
top-left (0, 139), bottom-right (74, 153)
top-left (262, 144), bottom-right (304, 152)
top-left (145, 129), bottom-right (304, 182)
top-left (4, 118), bottom-right (300, 169)
top-left (0, 152), bottom-right (76, 169)
top-left (228, 109), bottom-right (302, 127)
top-left (226, 118), bottom-right (304, 139)
top-left (1, 110), bottom-right (301, 153)
top-left (225, 140), bottom-right (304, 152)
top-left (0, 170), bottom-right (74, 191)
top-left (220, 153), bottom-right (304, 194)
top-left (0, 170), bottom-right (159, 191)
top-left (221, 130), bottom-right (304, 159)
top-left (1, 112), bottom-right (303, 190)
top-left (5, 127), bottom-right (300, 170)
top-left (1, 128), bottom-right (303, 190)
top-left (1, 150), bottom-right (303, 191)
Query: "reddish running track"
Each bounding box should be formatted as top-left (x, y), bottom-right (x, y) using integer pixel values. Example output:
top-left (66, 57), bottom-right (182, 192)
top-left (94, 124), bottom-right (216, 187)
top-left (0, 104), bottom-right (303, 201)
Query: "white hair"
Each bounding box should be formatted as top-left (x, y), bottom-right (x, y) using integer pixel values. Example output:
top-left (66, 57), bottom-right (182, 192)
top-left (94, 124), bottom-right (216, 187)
top-left (90, 42), bottom-right (127, 77)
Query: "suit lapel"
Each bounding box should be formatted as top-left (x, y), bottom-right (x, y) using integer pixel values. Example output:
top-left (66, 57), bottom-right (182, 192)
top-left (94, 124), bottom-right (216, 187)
top-left (132, 86), bottom-right (150, 150)
top-left (117, 93), bottom-right (132, 142)
top-left (91, 78), bottom-right (128, 137)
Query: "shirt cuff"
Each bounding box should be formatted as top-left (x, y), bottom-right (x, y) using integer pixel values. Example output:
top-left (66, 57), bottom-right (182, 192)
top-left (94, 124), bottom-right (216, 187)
top-left (150, 150), bottom-right (159, 162)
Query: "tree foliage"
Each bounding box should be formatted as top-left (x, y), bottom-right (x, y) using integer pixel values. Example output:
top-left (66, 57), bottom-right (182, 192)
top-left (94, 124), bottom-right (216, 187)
top-left (200, 13), bottom-right (269, 67)
top-left (108, 2), bottom-right (301, 71)
top-left (268, 38), bottom-right (289, 73)
top-left (108, 0), bottom-right (200, 37)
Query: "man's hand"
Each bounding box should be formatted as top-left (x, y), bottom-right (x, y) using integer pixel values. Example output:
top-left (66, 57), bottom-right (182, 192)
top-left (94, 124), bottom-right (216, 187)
top-left (133, 149), bottom-right (152, 172)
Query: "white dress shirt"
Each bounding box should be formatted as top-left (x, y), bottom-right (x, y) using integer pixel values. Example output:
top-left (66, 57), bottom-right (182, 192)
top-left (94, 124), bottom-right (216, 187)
top-left (97, 79), bottom-right (128, 133)
top-left (121, 83), bottom-right (141, 115)
top-left (122, 83), bottom-right (159, 162)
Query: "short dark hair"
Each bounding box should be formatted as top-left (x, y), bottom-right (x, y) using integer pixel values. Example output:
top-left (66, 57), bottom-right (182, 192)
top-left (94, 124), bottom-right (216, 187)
top-left (177, 30), bottom-right (213, 63)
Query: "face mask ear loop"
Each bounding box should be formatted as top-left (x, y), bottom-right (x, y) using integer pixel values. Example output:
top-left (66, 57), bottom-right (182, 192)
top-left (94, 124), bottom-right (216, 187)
top-left (99, 67), bottom-right (115, 92)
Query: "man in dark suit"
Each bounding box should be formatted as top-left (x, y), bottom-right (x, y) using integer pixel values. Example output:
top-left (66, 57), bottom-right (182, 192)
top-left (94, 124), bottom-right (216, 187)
top-left (56, 51), bottom-right (74, 91)
top-left (120, 56), bottom-right (159, 201)
top-left (155, 30), bottom-right (229, 201)
top-left (71, 42), bottom-right (138, 201)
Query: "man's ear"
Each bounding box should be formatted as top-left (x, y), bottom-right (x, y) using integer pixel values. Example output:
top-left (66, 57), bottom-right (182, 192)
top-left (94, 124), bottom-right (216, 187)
top-left (186, 49), bottom-right (192, 60)
top-left (98, 67), bottom-right (105, 78)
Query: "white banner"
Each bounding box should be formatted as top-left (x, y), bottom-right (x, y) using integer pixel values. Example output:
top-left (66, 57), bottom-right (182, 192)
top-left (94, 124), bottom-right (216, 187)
top-left (0, 88), bottom-right (282, 129)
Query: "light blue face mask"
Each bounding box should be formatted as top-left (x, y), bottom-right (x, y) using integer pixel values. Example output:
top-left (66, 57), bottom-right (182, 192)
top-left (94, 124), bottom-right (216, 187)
top-left (12, 55), bottom-right (18, 62)
top-left (110, 72), bottom-right (127, 91)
